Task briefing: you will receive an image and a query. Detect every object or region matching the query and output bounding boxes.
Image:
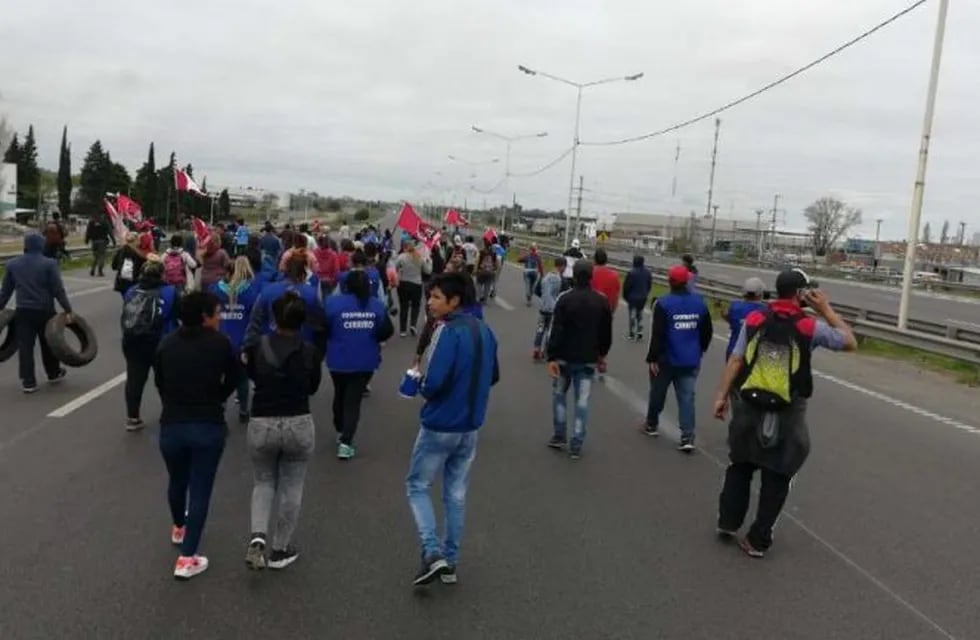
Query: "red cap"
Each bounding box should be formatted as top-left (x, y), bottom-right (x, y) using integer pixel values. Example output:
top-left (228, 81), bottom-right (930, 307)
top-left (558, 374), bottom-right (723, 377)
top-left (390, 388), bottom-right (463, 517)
top-left (667, 264), bottom-right (690, 284)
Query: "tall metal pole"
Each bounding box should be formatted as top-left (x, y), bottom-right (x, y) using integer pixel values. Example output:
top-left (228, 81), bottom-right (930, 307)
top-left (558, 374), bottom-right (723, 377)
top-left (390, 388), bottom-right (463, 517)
top-left (671, 141), bottom-right (681, 199)
top-left (770, 193), bottom-right (781, 256)
top-left (755, 209), bottom-right (764, 265)
top-left (574, 175), bottom-right (584, 239)
top-left (706, 118), bottom-right (721, 252)
top-left (873, 217), bottom-right (883, 273)
top-left (503, 140), bottom-right (512, 232)
top-left (899, 0), bottom-right (949, 330)
top-left (564, 87), bottom-right (583, 249)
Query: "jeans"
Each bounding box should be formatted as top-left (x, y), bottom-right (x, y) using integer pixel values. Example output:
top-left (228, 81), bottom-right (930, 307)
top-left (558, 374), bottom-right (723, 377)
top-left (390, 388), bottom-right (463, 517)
top-left (123, 338), bottom-right (158, 420)
top-left (14, 308), bottom-right (60, 387)
top-left (405, 428), bottom-right (479, 565)
top-left (533, 311), bottom-right (553, 350)
top-left (646, 365), bottom-right (699, 439)
top-left (552, 362), bottom-right (596, 450)
top-left (159, 421), bottom-right (226, 557)
top-left (330, 371), bottom-right (372, 445)
top-left (397, 281), bottom-right (423, 333)
top-left (523, 270), bottom-right (539, 303)
top-left (90, 240), bottom-right (109, 275)
top-left (627, 302), bottom-right (645, 338)
top-left (718, 462), bottom-right (792, 550)
top-left (477, 276), bottom-right (493, 302)
top-left (248, 414), bottom-right (315, 550)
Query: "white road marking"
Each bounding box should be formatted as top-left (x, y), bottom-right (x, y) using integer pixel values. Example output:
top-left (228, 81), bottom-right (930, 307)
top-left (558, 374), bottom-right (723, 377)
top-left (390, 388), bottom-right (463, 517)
top-left (601, 372), bottom-right (958, 640)
top-left (47, 372), bottom-right (127, 418)
top-left (494, 296), bottom-right (515, 311)
top-left (71, 285), bottom-right (113, 298)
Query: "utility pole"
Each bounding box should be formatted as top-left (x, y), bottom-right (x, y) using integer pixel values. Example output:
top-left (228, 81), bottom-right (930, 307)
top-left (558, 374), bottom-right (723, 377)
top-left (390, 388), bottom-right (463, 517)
top-left (671, 140), bottom-right (681, 199)
top-left (770, 193), bottom-right (781, 256)
top-left (709, 204), bottom-right (720, 254)
top-left (705, 118), bottom-right (721, 247)
top-left (873, 218), bottom-right (883, 273)
top-left (958, 221), bottom-right (966, 246)
top-left (574, 175), bottom-right (585, 239)
top-left (899, 0), bottom-right (949, 330)
top-left (755, 209), bottom-right (764, 265)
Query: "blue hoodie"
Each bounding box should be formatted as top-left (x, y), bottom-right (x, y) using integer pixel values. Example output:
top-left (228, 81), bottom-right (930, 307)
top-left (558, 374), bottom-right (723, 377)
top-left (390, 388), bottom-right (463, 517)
top-left (211, 279), bottom-right (262, 352)
top-left (0, 233), bottom-right (73, 313)
top-left (338, 268), bottom-right (382, 298)
top-left (244, 279), bottom-right (323, 349)
top-left (323, 293), bottom-right (393, 371)
top-left (420, 312), bottom-right (499, 433)
top-left (623, 261), bottom-right (653, 306)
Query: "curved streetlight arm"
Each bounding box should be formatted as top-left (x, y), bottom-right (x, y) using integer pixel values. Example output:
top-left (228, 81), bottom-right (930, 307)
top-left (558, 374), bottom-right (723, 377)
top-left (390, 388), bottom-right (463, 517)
top-left (582, 72), bottom-right (645, 87)
top-left (472, 126), bottom-right (549, 142)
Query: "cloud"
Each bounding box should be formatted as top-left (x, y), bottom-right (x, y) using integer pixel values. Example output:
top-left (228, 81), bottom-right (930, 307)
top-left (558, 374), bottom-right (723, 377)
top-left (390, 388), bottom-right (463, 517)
top-left (1, 0), bottom-right (978, 240)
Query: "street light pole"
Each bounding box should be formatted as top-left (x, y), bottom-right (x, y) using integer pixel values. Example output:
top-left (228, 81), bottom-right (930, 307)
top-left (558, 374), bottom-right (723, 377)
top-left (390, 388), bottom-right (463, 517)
top-left (470, 125), bottom-right (547, 232)
top-left (873, 217), bottom-right (883, 273)
top-left (898, 0), bottom-right (949, 330)
top-left (518, 65), bottom-right (644, 249)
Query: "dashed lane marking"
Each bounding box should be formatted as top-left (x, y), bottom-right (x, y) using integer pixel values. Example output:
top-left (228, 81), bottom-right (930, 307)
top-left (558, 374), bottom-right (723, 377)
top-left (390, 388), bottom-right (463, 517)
top-left (47, 372), bottom-right (127, 418)
top-left (493, 296), bottom-right (515, 311)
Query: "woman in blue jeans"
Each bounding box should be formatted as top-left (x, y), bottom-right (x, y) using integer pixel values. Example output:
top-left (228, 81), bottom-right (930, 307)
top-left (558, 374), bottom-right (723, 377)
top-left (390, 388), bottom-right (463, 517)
top-left (154, 291), bottom-right (243, 580)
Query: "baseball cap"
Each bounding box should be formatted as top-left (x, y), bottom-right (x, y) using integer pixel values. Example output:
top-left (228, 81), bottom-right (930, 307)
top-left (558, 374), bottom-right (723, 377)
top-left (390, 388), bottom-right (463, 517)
top-left (667, 264), bottom-right (690, 284)
top-left (571, 238), bottom-right (581, 249)
top-left (743, 277), bottom-right (766, 296)
top-left (775, 268), bottom-right (815, 294)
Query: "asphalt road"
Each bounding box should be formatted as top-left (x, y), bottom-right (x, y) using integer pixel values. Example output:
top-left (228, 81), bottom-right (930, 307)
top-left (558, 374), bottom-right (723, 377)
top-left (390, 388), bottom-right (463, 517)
top-left (1, 265), bottom-right (978, 639)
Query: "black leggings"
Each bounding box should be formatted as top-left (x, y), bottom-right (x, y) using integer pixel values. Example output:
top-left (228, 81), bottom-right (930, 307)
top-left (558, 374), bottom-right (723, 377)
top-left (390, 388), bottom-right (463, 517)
top-left (330, 371), bottom-right (372, 445)
top-left (397, 281), bottom-right (423, 333)
top-left (123, 339), bottom-right (158, 420)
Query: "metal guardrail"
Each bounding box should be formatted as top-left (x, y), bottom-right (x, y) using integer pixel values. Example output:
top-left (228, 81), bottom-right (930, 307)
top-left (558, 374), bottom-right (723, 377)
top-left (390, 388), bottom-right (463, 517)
top-left (0, 247), bottom-right (93, 265)
top-left (515, 239), bottom-right (980, 367)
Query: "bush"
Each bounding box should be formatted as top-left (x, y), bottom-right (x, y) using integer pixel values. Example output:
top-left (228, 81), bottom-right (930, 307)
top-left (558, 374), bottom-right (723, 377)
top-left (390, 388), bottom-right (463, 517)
top-left (354, 208), bottom-right (370, 221)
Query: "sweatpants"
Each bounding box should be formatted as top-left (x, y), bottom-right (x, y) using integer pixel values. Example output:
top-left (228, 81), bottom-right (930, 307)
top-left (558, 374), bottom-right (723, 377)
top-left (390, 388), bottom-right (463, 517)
top-left (397, 281), bottom-right (423, 333)
top-left (330, 371), bottom-right (372, 445)
top-left (14, 308), bottom-right (60, 387)
top-left (159, 421), bottom-right (226, 557)
top-left (248, 414), bottom-right (315, 550)
top-left (717, 462), bottom-right (792, 551)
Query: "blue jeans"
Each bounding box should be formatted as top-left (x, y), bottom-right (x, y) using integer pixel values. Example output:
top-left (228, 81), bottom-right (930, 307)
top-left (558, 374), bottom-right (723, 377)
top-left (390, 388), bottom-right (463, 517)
top-left (552, 362), bottom-right (596, 450)
top-left (523, 270), bottom-right (539, 302)
top-left (533, 311), bottom-right (553, 350)
top-left (159, 421), bottom-right (226, 556)
top-left (646, 365), bottom-right (699, 439)
top-left (405, 428), bottom-right (479, 565)
top-left (627, 302), bottom-right (645, 338)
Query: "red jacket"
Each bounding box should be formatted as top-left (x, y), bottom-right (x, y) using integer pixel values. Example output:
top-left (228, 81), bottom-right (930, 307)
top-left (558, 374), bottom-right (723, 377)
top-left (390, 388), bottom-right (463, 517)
top-left (592, 265), bottom-right (621, 312)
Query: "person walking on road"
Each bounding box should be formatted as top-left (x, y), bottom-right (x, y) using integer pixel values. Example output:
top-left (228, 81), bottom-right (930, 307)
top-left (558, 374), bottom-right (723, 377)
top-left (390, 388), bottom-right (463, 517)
top-left (545, 260), bottom-right (612, 459)
top-left (243, 291), bottom-right (322, 570)
top-left (642, 265), bottom-right (713, 451)
top-left (199, 233), bottom-right (232, 292)
top-left (85, 214), bottom-right (115, 277)
top-left (518, 243), bottom-right (544, 306)
top-left (212, 256), bottom-right (262, 423)
top-left (162, 234), bottom-right (198, 293)
top-left (622, 255), bottom-right (653, 341)
top-left (561, 239), bottom-right (584, 289)
top-left (532, 256), bottom-right (564, 361)
top-left (0, 232), bottom-right (71, 393)
top-left (722, 277), bottom-right (768, 361)
top-left (324, 270), bottom-right (393, 459)
top-left (406, 272), bottom-right (499, 586)
top-left (475, 239), bottom-right (498, 303)
top-left (681, 254), bottom-right (698, 293)
top-left (120, 259), bottom-right (179, 430)
top-left (712, 269), bottom-right (856, 558)
top-left (154, 291), bottom-right (243, 580)
top-left (245, 255), bottom-right (325, 354)
top-left (112, 233), bottom-right (148, 300)
top-left (259, 222), bottom-right (282, 264)
top-left (395, 240), bottom-right (430, 337)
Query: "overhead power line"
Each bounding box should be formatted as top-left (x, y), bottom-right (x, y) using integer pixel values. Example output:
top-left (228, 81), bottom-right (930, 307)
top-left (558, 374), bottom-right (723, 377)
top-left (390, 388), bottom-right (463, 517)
top-left (509, 146), bottom-right (575, 177)
top-left (581, 0), bottom-right (930, 147)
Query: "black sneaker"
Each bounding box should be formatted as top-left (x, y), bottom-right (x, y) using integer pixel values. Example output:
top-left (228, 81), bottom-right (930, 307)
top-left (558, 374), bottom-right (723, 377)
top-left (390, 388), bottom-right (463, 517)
top-left (440, 565), bottom-right (458, 585)
top-left (245, 534), bottom-right (267, 570)
top-left (125, 418), bottom-right (145, 432)
top-left (413, 554), bottom-right (449, 586)
top-left (547, 436), bottom-right (566, 450)
top-left (716, 527), bottom-right (738, 541)
top-left (48, 368), bottom-right (67, 384)
top-left (268, 546), bottom-right (299, 570)
top-left (22, 383), bottom-right (39, 394)
top-left (678, 437), bottom-right (695, 453)
top-left (409, 326), bottom-right (418, 337)
top-left (642, 423), bottom-right (659, 437)
top-left (636, 334), bottom-right (644, 342)
top-left (569, 448), bottom-right (582, 460)
top-left (738, 537), bottom-right (765, 558)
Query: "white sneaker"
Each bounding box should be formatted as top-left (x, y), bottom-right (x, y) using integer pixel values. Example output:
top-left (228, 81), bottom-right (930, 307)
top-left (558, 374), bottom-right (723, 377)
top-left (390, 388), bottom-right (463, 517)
top-left (173, 555), bottom-right (209, 580)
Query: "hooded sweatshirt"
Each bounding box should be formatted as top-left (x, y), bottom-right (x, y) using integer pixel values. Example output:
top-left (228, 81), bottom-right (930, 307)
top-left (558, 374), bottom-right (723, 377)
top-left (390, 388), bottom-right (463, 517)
top-left (623, 256), bottom-right (653, 306)
top-left (0, 233), bottom-right (73, 313)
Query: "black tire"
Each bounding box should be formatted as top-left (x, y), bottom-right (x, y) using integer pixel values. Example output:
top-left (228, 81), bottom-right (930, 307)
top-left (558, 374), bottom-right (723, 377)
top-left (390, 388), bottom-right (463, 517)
top-left (45, 313), bottom-right (99, 367)
top-left (0, 309), bottom-right (16, 363)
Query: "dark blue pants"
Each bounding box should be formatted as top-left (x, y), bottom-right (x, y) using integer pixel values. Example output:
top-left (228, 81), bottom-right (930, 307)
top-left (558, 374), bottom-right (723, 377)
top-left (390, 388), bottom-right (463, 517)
top-left (159, 422), bottom-right (226, 556)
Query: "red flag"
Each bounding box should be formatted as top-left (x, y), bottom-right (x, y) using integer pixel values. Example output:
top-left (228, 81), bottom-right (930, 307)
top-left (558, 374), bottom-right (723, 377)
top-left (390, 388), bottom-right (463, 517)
top-left (396, 203), bottom-right (441, 249)
top-left (175, 167), bottom-right (206, 195)
top-left (445, 208), bottom-right (467, 226)
top-left (116, 194), bottom-right (143, 220)
top-left (191, 217), bottom-right (210, 247)
top-left (483, 227), bottom-right (498, 243)
top-left (104, 198), bottom-right (127, 245)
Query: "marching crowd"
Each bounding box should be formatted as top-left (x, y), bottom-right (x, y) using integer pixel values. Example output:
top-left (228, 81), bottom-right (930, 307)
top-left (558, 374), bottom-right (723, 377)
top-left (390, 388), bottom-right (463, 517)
top-left (0, 213), bottom-right (858, 586)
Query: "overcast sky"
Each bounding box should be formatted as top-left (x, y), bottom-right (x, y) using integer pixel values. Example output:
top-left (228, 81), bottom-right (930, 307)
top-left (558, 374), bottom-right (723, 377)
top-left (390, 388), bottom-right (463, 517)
top-left (2, 0), bottom-right (978, 240)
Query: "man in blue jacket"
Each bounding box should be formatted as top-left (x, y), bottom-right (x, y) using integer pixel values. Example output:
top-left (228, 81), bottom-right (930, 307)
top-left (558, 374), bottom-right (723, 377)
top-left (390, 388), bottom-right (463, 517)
top-left (622, 254), bottom-right (653, 341)
top-left (0, 232), bottom-right (72, 392)
top-left (643, 265), bottom-right (713, 451)
top-left (406, 271), bottom-right (499, 587)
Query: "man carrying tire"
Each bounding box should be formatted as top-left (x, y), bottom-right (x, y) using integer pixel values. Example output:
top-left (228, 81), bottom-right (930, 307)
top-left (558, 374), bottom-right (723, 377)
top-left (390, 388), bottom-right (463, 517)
top-left (0, 232), bottom-right (72, 393)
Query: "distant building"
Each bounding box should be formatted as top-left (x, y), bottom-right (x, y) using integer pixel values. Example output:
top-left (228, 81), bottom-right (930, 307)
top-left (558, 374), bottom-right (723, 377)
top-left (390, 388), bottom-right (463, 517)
top-left (973, 231), bottom-right (980, 247)
top-left (610, 211), bottom-right (811, 253)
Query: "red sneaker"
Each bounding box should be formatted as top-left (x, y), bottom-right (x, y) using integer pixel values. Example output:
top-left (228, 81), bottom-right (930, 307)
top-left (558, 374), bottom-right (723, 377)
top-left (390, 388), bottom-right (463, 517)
top-left (173, 555), bottom-right (209, 580)
top-left (171, 525), bottom-right (186, 546)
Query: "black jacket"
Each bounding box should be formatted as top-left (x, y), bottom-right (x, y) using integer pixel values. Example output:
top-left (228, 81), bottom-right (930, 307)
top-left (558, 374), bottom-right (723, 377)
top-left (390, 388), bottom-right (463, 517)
top-left (85, 219), bottom-right (115, 245)
top-left (154, 327), bottom-right (243, 425)
top-left (246, 333), bottom-right (322, 417)
top-left (546, 286), bottom-right (612, 364)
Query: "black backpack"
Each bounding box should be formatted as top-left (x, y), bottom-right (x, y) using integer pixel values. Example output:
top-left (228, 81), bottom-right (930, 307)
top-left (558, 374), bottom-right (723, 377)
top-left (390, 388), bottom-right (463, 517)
top-left (738, 310), bottom-right (806, 411)
top-left (121, 288), bottom-right (163, 338)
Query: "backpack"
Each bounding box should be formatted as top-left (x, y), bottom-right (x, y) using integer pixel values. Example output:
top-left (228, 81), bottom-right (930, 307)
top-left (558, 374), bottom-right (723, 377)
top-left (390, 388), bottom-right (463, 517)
top-left (120, 256), bottom-right (135, 281)
top-left (163, 252), bottom-right (186, 285)
top-left (738, 310), bottom-right (806, 411)
top-left (121, 288), bottom-right (163, 338)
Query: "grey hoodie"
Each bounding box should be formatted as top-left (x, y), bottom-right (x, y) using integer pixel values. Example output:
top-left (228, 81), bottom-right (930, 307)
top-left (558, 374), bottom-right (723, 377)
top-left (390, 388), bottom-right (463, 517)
top-left (538, 272), bottom-right (563, 314)
top-left (0, 233), bottom-right (73, 313)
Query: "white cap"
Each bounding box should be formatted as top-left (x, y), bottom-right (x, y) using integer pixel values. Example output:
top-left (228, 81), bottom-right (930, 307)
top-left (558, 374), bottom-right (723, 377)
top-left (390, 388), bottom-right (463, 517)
top-left (571, 238), bottom-right (581, 249)
top-left (743, 277), bottom-right (765, 295)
